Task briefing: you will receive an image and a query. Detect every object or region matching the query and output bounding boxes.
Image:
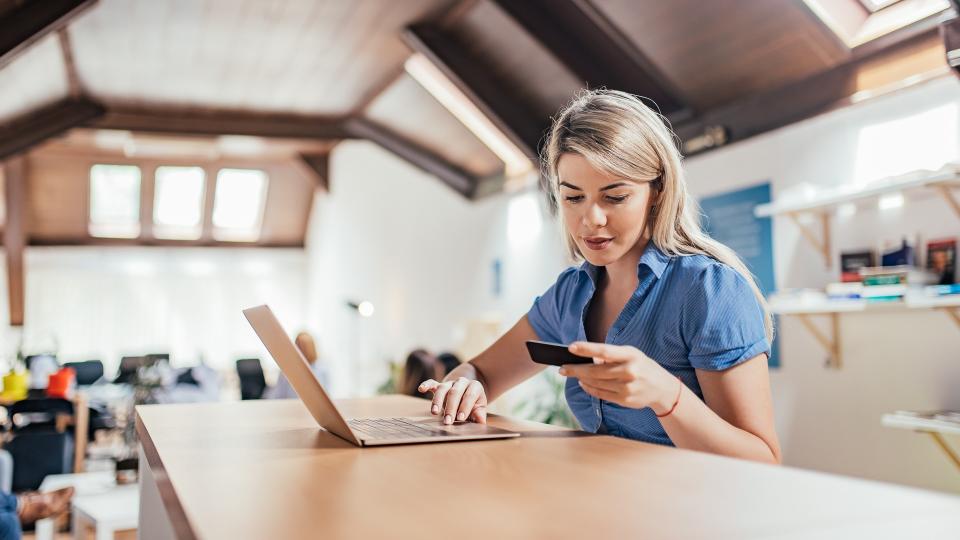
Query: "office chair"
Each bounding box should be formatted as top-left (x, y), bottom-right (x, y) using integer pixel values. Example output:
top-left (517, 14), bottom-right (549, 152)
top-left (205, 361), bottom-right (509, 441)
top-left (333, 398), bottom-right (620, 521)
top-left (236, 359), bottom-right (266, 400)
top-left (63, 360), bottom-right (105, 386)
top-left (4, 399), bottom-right (76, 491)
top-left (114, 356), bottom-right (147, 384)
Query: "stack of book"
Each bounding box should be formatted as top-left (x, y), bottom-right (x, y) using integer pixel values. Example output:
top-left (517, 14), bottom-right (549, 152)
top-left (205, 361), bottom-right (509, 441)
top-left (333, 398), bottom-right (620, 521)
top-left (859, 266), bottom-right (938, 302)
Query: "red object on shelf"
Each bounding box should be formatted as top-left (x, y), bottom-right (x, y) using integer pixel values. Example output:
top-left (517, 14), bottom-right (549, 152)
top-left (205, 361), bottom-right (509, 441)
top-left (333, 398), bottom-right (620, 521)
top-left (46, 367), bottom-right (76, 399)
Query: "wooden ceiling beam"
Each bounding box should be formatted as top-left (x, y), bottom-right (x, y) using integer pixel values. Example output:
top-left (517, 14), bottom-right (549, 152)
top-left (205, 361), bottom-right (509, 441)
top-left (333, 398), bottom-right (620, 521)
top-left (0, 98), bottom-right (105, 161)
top-left (491, 0), bottom-right (691, 121)
top-left (403, 23), bottom-right (543, 162)
top-left (344, 118), bottom-right (476, 198)
top-left (0, 0), bottom-right (97, 70)
top-left (92, 108), bottom-right (352, 140)
top-left (300, 153), bottom-right (331, 192)
top-left (674, 28), bottom-right (944, 155)
top-left (3, 157), bottom-right (27, 326)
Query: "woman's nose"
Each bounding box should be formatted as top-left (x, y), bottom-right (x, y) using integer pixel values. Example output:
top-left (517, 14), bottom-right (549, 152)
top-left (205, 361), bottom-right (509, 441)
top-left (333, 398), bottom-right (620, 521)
top-left (583, 203), bottom-right (607, 227)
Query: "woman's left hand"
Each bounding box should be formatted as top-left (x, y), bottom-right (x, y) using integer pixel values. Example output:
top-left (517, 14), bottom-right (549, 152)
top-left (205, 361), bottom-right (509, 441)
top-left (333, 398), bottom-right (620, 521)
top-left (559, 341), bottom-right (680, 414)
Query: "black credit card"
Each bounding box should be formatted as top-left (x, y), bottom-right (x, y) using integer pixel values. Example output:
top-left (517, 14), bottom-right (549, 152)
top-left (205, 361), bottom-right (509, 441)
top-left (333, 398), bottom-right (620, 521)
top-left (525, 340), bottom-right (594, 367)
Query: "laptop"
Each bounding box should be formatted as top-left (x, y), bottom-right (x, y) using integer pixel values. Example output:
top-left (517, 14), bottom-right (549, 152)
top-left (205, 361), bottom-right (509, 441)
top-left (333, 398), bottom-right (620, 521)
top-left (242, 305), bottom-right (520, 446)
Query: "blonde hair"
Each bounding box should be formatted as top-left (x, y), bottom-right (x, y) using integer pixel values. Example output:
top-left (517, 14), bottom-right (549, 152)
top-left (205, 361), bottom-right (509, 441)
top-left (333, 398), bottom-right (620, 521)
top-left (542, 89), bottom-right (774, 343)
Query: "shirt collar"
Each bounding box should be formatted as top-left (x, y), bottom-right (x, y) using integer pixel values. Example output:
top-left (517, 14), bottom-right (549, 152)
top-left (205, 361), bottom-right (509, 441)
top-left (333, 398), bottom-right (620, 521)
top-left (578, 242), bottom-right (671, 284)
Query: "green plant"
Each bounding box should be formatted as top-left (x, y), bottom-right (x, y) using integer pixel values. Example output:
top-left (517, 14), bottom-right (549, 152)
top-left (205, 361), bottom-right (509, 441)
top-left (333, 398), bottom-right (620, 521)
top-left (512, 369), bottom-right (579, 428)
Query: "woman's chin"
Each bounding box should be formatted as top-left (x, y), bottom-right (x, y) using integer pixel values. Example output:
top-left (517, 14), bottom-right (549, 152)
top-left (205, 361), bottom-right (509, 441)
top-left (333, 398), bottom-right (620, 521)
top-left (580, 248), bottom-right (621, 267)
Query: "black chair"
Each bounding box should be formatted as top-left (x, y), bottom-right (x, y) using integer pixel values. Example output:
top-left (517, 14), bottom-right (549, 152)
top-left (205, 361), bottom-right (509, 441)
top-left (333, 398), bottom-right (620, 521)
top-left (4, 399), bottom-right (76, 491)
top-left (146, 353), bottom-right (169, 365)
top-left (114, 356), bottom-right (147, 384)
top-left (236, 359), bottom-right (266, 400)
top-left (63, 360), bottom-right (105, 386)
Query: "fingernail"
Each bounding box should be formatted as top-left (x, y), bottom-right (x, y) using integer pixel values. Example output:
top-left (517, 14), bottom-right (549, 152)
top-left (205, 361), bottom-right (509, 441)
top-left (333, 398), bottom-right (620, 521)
top-left (457, 412), bottom-right (465, 421)
top-left (444, 414), bottom-right (452, 425)
top-left (431, 405), bottom-right (438, 414)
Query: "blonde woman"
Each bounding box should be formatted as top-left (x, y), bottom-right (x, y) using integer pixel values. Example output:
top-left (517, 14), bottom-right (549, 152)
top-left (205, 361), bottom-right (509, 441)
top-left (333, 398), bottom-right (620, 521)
top-left (419, 90), bottom-right (781, 464)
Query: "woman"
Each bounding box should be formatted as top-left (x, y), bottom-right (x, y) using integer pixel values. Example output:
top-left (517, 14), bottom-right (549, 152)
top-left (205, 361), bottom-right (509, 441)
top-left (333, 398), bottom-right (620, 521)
top-left (265, 331), bottom-right (329, 399)
top-left (419, 90), bottom-right (781, 464)
top-left (398, 349), bottom-right (443, 398)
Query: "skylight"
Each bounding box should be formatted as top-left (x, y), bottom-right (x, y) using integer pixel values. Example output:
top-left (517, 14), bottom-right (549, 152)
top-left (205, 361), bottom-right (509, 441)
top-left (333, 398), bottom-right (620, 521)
top-left (89, 164), bottom-right (141, 238)
top-left (212, 168), bottom-right (268, 242)
top-left (153, 166), bottom-right (205, 240)
top-left (804, 0), bottom-right (949, 48)
top-left (859, 0), bottom-right (904, 12)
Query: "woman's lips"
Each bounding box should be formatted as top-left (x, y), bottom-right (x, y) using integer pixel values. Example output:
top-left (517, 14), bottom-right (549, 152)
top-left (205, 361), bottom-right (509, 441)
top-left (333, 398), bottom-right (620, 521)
top-left (582, 237), bottom-right (613, 251)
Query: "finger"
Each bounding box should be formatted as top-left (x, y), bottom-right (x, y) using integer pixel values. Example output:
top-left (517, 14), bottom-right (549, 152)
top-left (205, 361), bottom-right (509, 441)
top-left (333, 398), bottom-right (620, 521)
top-left (580, 380), bottom-right (620, 401)
top-left (577, 378), bottom-right (622, 394)
top-left (431, 381), bottom-right (452, 416)
top-left (442, 378), bottom-right (470, 424)
top-left (559, 363), bottom-right (629, 381)
top-left (569, 341), bottom-right (633, 363)
top-left (470, 405), bottom-right (487, 424)
top-left (456, 381), bottom-right (484, 422)
top-left (418, 379), bottom-right (439, 395)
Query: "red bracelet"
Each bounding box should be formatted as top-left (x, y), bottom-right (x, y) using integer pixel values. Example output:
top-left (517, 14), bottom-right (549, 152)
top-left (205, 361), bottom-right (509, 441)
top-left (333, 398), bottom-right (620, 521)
top-left (656, 377), bottom-right (683, 418)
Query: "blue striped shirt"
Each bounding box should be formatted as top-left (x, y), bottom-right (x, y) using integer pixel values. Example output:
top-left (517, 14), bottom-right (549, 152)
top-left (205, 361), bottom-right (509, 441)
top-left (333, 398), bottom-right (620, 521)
top-left (526, 242), bottom-right (770, 446)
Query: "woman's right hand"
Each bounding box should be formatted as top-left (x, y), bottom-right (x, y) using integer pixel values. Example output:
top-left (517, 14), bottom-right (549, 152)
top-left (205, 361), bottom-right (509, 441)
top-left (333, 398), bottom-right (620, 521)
top-left (418, 377), bottom-right (488, 425)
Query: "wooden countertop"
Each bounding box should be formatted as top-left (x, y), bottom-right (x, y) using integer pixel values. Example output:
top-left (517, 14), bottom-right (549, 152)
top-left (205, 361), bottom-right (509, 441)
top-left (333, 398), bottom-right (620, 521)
top-left (136, 395), bottom-right (960, 539)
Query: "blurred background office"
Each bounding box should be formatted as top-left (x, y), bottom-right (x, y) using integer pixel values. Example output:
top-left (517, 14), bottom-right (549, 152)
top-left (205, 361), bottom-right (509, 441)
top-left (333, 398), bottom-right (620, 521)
top-left (0, 3), bottom-right (959, 536)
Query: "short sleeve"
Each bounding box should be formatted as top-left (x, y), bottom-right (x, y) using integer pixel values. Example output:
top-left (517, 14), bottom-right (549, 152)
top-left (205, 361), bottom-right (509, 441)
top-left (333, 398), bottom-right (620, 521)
top-left (526, 267), bottom-right (578, 343)
top-left (681, 264), bottom-right (770, 371)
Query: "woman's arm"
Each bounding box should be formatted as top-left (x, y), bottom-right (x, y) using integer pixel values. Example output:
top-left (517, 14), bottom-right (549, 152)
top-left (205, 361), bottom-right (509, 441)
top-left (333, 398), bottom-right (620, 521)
top-left (420, 315), bottom-right (546, 423)
top-left (660, 355), bottom-right (781, 464)
top-left (561, 343), bottom-right (781, 464)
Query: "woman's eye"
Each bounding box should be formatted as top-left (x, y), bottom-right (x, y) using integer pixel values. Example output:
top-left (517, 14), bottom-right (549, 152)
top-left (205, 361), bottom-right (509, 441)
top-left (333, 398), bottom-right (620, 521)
top-left (606, 195), bottom-right (629, 203)
top-left (564, 195), bottom-right (584, 203)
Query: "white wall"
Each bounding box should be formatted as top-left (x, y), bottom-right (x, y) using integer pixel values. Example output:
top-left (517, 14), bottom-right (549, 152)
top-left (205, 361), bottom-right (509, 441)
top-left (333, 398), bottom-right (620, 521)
top-left (305, 140), bottom-right (567, 398)
top-left (4, 246), bottom-right (307, 377)
top-left (684, 75), bottom-right (960, 493)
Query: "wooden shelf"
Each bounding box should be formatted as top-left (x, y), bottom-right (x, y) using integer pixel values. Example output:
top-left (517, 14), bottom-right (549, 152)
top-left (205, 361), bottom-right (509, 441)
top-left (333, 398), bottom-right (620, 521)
top-left (770, 293), bottom-right (960, 369)
top-left (882, 413), bottom-right (960, 470)
top-left (754, 170), bottom-right (960, 217)
top-left (753, 169), bottom-right (960, 267)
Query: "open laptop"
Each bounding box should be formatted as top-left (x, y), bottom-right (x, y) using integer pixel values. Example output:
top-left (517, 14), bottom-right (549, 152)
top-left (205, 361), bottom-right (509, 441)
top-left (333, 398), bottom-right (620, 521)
top-left (242, 305), bottom-right (519, 446)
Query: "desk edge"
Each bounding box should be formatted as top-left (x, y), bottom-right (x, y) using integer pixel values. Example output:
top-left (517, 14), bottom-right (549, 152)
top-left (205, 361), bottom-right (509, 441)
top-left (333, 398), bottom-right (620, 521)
top-left (136, 408), bottom-right (200, 540)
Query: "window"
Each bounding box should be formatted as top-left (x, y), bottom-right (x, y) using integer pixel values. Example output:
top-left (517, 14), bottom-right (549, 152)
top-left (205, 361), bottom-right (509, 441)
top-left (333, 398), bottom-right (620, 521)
top-left (859, 0), bottom-right (903, 12)
top-left (212, 168), bottom-right (267, 241)
top-left (89, 164), bottom-right (141, 238)
top-left (804, 0), bottom-right (949, 48)
top-left (153, 166), bottom-right (205, 240)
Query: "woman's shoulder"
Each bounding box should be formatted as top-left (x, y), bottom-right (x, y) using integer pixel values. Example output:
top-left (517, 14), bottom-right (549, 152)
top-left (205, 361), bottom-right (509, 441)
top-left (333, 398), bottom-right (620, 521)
top-left (670, 253), bottom-right (749, 290)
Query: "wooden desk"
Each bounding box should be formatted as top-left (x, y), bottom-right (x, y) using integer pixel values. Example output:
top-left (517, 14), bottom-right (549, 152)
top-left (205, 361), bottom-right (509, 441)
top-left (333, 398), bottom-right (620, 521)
top-left (137, 396), bottom-right (960, 539)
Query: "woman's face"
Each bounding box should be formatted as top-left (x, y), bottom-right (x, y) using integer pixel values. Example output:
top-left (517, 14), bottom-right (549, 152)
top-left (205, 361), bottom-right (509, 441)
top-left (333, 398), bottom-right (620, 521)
top-left (557, 153), bottom-right (656, 267)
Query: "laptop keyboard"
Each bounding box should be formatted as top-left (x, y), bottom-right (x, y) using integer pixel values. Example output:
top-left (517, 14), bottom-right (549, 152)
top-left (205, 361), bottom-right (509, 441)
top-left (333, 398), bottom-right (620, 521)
top-left (347, 417), bottom-right (446, 440)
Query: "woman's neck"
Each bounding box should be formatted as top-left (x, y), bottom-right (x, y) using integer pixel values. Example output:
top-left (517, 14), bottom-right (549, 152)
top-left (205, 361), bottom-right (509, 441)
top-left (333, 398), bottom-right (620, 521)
top-left (603, 233), bottom-right (651, 288)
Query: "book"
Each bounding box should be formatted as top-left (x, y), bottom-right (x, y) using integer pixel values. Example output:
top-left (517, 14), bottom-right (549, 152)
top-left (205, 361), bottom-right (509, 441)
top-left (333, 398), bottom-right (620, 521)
top-left (880, 237), bottom-right (915, 267)
top-left (840, 249), bottom-right (874, 283)
top-left (826, 282), bottom-right (863, 299)
top-left (926, 238), bottom-right (957, 285)
top-left (924, 284), bottom-right (960, 296)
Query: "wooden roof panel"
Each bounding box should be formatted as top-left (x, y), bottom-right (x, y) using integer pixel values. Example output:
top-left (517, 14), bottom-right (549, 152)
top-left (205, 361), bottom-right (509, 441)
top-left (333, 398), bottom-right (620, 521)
top-left (68, 0), bottom-right (451, 114)
top-left (592, 0), bottom-right (850, 110)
